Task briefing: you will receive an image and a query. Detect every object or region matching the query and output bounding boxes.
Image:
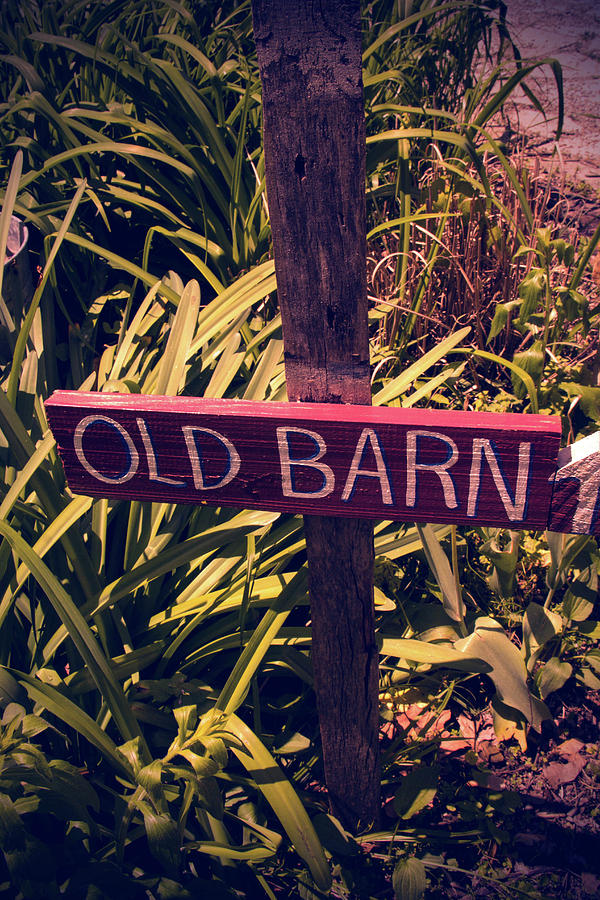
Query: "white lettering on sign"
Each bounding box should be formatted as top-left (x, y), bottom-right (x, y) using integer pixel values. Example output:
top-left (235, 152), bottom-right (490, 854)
top-left (405, 430), bottom-right (459, 509)
top-left (63, 406), bottom-right (552, 529)
top-left (137, 418), bottom-right (186, 486)
top-left (467, 438), bottom-right (531, 521)
top-left (182, 426), bottom-right (241, 490)
top-left (74, 414), bottom-right (139, 484)
top-left (277, 426), bottom-right (335, 499)
top-left (341, 428), bottom-right (393, 504)
top-left (46, 393), bottom-right (567, 531)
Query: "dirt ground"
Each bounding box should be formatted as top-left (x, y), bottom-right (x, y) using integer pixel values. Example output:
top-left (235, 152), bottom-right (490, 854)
top-left (502, 0), bottom-right (600, 188)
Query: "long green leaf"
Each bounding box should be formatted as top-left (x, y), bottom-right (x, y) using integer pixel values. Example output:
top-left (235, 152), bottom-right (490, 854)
top-left (0, 495), bottom-right (94, 632)
top-left (154, 279), bottom-right (201, 396)
top-left (226, 713), bottom-right (331, 891)
top-left (415, 524), bottom-right (465, 623)
top-left (217, 568), bottom-right (308, 715)
top-left (373, 327), bottom-right (470, 405)
top-left (7, 179), bottom-right (87, 406)
top-left (454, 348), bottom-right (540, 413)
top-left (0, 431), bottom-right (54, 520)
top-left (7, 669), bottom-right (133, 778)
top-left (0, 149), bottom-right (23, 307)
top-left (0, 519), bottom-right (148, 753)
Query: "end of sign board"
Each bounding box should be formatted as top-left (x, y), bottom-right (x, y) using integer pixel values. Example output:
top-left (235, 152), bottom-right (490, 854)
top-left (548, 431), bottom-right (600, 535)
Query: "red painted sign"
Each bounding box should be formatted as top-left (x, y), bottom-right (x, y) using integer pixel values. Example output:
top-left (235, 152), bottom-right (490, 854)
top-left (45, 391), bottom-right (565, 531)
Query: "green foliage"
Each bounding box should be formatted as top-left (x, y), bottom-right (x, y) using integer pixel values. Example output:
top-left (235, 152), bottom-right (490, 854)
top-left (392, 855), bottom-right (427, 900)
top-left (0, 0), bottom-right (599, 896)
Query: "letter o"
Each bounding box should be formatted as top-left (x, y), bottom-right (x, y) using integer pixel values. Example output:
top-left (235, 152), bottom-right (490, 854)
top-left (74, 415), bottom-right (139, 484)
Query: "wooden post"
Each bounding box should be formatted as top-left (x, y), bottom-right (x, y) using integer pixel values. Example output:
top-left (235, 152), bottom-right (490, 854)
top-left (250, 0), bottom-right (380, 828)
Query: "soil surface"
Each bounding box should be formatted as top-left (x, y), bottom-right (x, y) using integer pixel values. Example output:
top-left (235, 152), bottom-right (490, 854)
top-left (502, 0), bottom-right (600, 187)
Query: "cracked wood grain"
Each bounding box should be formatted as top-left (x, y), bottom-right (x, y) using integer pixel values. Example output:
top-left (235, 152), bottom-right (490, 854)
top-left (251, 0), bottom-right (380, 828)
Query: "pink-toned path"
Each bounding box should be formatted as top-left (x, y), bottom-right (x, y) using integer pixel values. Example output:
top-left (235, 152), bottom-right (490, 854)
top-left (503, 0), bottom-right (600, 186)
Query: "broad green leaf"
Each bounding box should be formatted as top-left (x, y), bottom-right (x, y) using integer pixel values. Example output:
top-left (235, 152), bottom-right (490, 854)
top-left (393, 857), bottom-right (427, 900)
top-left (142, 809), bottom-right (180, 876)
top-left (137, 760), bottom-right (167, 811)
top-left (585, 649), bottom-right (600, 674)
top-left (480, 532), bottom-right (519, 600)
top-left (522, 602), bottom-right (562, 670)
top-left (562, 567), bottom-right (597, 622)
top-left (312, 814), bottom-right (358, 858)
top-left (455, 617), bottom-right (549, 729)
top-left (578, 668), bottom-right (600, 690)
top-left (536, 657), bottom-right (572, 700)
top-left (379, 637), bottom-right (485, 669)
top-left (578, 620), bottom-right (600, 639)
top-left (394, 766), bottom-right (439, 820)
top-left (491, 698), bottom-right (528, 750)
top-left (486, 300), bottom-right (521, 344)
top-left (512, 342), bottom-right (544, 400)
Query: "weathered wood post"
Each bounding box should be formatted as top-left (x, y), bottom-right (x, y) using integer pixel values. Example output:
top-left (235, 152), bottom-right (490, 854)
top-left (250, 0), bottom-right (381, 828)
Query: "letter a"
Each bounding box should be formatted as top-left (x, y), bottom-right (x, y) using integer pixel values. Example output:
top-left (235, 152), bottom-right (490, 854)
top-left (341, 428), bottom-right (393, 504)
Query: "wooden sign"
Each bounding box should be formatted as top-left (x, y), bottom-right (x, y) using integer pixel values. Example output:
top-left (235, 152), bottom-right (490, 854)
top-left (43, 390), bottom-right (589, 533)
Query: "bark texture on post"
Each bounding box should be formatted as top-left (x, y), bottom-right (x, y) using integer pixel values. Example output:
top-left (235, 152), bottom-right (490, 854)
top-left (251, 0), bottom-right (380, 829)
